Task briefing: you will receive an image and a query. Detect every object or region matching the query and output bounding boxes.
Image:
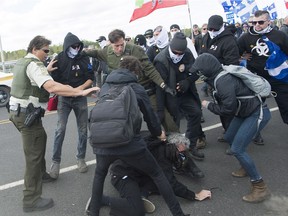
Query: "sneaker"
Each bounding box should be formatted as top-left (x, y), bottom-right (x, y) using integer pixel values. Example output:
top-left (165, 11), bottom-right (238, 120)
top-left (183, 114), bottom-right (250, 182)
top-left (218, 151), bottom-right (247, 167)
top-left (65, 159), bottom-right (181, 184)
top-left (141, 197), bottom-right (155, 213)
top-left (49, 162), bottom-right (60, 179)
top-left (253, 134), bottom-right (264, 145)
top-left (196, 137), bottom-right (207, 149)
top-left (77, 159), bottom-right (88, 173)
top-left (42, 172), bottom-right (56, 183)
top-left (188, 148), bottom-right (205, 161)
top-left (232, 167), bottom-right (247, 178)
top-left (23, 197), bottom-right (54, 212)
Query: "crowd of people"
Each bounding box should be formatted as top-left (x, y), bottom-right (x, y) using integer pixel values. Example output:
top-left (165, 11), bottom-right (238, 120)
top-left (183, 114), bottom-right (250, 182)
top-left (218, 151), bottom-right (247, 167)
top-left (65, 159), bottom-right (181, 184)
top-left (7, 9), bottom-right (288, 216)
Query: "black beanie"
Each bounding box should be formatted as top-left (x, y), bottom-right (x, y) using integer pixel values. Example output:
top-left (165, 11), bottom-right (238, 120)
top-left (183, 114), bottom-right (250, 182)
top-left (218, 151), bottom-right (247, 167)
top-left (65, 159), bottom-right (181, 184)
top-left (169, 32), bottom-right (187, 52)
top-left (134, 34), bottom-right (146, 46)
top-left (170, 24), bottom-right (180, 31)
top-left (207, 15), bottom-right (223, 30)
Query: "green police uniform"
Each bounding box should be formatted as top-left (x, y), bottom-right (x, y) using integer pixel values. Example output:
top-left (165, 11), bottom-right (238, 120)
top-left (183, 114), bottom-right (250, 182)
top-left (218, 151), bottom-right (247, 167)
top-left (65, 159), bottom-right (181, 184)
top-left (9, 54), bottom-right (52, 207)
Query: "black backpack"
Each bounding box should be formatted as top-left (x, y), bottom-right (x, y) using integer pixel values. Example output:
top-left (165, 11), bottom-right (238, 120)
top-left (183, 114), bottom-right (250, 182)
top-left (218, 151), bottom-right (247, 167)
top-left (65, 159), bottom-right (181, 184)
top-left (89, 84), bottom-right (142, 148)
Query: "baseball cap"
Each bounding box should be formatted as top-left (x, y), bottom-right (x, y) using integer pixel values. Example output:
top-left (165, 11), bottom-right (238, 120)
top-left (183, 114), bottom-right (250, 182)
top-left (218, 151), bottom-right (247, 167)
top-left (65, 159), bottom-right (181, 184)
top-left (96, 36), bottom-right (106, 42)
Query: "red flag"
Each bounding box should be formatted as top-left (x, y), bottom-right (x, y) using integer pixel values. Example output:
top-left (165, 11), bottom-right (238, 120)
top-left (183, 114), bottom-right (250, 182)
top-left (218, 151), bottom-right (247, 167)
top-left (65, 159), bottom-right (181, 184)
top-left (285, 0), bottom-right (288, 9)
top-left (130, 0), bottom-right (187, 22)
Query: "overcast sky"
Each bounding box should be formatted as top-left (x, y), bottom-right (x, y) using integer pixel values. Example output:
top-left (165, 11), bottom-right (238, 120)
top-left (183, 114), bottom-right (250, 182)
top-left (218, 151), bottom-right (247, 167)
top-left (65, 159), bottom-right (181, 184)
top-left (0, 0), bottom-right (287, 52)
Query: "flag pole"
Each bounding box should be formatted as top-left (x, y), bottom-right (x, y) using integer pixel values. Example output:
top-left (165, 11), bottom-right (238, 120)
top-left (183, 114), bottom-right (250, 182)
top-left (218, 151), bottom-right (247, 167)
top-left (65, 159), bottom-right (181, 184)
top-left (0, 35), bottom-right (5, 73)
top-left (186, 0), bottom-right (194, 41)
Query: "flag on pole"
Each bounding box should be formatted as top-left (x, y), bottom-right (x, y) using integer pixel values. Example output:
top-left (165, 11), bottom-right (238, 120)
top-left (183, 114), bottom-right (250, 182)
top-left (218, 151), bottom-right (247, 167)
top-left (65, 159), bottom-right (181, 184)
top-left (219, 0), bottom-right (259, 23)
top-left (284, 0), bottom-right (288, 9)
top-left (130, 0), bottom-right (186, 22)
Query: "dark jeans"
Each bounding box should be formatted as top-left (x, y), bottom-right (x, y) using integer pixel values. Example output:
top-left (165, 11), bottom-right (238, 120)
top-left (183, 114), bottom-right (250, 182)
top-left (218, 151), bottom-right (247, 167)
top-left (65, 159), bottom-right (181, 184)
top-left (176, 94), bottom-right (204, 147)
top-left (89, 149), bottom-right (184, 216)
top-left (52, 96), bottom-right (88, 163)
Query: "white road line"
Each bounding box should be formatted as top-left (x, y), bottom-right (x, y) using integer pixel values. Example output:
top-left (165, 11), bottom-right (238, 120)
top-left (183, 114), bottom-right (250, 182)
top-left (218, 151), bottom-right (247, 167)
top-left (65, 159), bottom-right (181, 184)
top-left (0, 106), bottom-right (279, 191)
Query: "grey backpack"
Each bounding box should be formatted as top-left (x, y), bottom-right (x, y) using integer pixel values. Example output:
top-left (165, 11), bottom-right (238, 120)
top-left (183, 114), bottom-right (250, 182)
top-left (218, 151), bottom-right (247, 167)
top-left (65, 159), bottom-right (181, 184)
top-left (213, 65), bottom-right (272, 128)
top-left (214, 65), bottom-right (271, 98)
top-left (89, 84), bottom-right (142, 148)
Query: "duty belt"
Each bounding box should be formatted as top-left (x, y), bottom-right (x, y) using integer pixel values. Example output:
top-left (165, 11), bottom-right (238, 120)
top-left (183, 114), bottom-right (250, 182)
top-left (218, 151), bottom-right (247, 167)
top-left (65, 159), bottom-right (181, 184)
top-left (10, 104), bottom-right (27, 113)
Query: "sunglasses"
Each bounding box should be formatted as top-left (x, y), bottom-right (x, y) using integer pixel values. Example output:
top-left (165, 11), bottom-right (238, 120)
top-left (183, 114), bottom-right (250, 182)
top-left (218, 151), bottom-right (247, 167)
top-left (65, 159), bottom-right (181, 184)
top-left (202, 28), bottom-right (207, 30)
top-left (171, 50), bottom-right (184, 55)
top-left (250, 20), bottom-right (267, 25)
top-left (71, 44), bottom-right (80, 49)
top-left (41, 49), bottom-right (50, 54)
top-left (145, 36), bottom-right (152, 39)
top-left (208, 28), bottom-right (219, 32)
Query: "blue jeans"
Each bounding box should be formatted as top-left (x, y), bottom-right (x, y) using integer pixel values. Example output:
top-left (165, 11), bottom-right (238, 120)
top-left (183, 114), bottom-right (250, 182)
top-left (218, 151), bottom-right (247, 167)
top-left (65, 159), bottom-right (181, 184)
top-left (224, 105), bottom-right (271, 181)
top-left (89, 149), bottom-right (185, 216)
top-left (52, 96), bottom-right (88, 163)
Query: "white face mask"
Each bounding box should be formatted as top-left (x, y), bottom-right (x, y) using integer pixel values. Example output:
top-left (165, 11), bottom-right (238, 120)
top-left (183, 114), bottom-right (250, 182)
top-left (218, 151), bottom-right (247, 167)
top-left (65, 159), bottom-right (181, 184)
top-left (253, 25), bottom-right (273, 34)
top-left (170, 30), bottom-right (180, 39)
top-left (169, 47), bottom-right (184, 64)
top-left (67, 47), bottom-right (79, 58)
top-left (208, 24), bottom-right (225, 39)
top-left (155, 28), bottom-right (169, 49)
top-left (146, 37), bottom-right (155, 46)
top-left (99, 40), bottom-right (107, 49)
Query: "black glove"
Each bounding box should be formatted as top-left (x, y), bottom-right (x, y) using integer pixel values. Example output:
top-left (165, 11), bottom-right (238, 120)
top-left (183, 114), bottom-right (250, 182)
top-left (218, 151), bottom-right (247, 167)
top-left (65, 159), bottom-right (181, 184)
top-left (178, 79), bottom-right (190, 93)
top-left (164, 85), bottom-right (177, 96)
top-left (157, 110), bottom-right (164, 123)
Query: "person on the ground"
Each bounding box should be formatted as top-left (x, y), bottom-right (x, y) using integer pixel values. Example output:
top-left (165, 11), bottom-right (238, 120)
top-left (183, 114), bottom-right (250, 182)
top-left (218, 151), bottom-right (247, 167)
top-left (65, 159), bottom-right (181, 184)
top-left (86, 131), bottom-right (210, 216)
top-left (8, 35), bottom-right (99, 213)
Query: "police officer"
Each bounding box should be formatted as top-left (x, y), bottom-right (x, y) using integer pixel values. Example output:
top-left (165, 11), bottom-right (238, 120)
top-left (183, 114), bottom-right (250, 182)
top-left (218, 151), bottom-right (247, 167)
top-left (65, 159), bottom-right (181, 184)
top-left (9, 35), bottom-right (99, 213)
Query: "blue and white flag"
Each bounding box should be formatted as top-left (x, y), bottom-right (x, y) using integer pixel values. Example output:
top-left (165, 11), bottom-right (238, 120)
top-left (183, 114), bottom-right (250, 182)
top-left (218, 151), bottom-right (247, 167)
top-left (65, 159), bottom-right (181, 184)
top-left (219, 0), bottom-right (258, 23)
top-left (262, 36), bottom-right (288, 83)
top-left (262, 0), bottom-right (278, 20)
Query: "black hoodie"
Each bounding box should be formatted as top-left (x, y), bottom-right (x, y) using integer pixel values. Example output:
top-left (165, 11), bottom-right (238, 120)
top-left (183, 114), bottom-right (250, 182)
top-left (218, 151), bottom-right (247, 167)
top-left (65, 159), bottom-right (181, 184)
top-left (200, 27), bottom-right (240, 65)
top-left (192, 53), bottom-right (260, 117)
top-left (51, 32), bottom-right (94, 88)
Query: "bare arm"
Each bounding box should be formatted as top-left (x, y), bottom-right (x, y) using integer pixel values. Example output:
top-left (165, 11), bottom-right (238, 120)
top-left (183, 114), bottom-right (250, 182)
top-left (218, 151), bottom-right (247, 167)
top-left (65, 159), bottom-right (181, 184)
top-left (43, 80), bottom-right (99, 97)
top-left (75, 79), bottom-right (93, 90)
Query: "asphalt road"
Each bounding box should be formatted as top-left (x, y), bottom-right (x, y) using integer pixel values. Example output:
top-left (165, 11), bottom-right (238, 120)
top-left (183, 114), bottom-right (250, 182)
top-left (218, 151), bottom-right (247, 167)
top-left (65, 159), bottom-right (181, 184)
top-left (0, 82), bottom-right (288, 216)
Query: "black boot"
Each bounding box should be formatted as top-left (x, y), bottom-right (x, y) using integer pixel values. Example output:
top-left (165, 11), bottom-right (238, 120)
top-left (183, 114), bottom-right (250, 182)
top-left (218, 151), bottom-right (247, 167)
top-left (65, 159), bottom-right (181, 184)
top-left (188, 147), bottom-right (205, 161)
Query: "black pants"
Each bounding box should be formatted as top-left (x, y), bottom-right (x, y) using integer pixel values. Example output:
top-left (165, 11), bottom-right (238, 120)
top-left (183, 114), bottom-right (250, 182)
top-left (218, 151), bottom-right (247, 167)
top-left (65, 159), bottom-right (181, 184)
top-left (176, 94), bottom-right (204, 147)
top-left (89, 149), bottom-right (184, 216)
top-left (108, 175), bottom-right (147, 216)
top-left (269, 78), bottom-right (288, 124)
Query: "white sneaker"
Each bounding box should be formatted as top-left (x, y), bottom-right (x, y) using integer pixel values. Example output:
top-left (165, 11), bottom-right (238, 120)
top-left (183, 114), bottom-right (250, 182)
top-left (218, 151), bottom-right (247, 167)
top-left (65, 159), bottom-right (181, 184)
top-left (141, 197), bottom-right (155, 213)
top-left (77, 159), bottom-right (88, 173)
top-left (49, 162), bottom-right (60, 179)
